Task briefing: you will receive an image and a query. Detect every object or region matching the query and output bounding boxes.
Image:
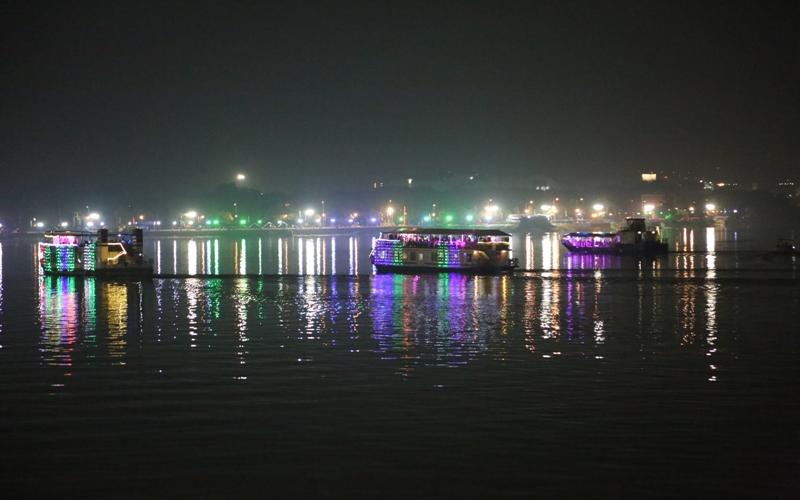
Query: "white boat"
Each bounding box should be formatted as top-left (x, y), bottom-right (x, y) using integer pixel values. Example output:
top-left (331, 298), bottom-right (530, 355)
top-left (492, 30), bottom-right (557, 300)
top-left (370, 228), bottom-right (518, 273)
top-left (38, 229), bottom-right (153, 277)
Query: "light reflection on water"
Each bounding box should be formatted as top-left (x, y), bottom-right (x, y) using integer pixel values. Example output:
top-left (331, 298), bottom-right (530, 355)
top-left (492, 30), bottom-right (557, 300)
top-left (26, 270), bottom-right (795, 390)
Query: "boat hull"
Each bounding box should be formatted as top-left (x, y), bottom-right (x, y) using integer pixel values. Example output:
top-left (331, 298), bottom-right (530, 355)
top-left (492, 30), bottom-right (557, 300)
top-left (373, 263), bottom-right (516, 274)
top-left (42, 266), bottom-right (154, 278)
top-left (561, 242), bottom-right (668, 254)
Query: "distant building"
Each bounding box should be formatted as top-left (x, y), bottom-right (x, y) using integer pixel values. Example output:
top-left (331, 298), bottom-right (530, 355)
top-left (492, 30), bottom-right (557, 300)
top-left (641, 172), bottom-right (657, 182)
top-left (777, 180), bottom-right (796, 199)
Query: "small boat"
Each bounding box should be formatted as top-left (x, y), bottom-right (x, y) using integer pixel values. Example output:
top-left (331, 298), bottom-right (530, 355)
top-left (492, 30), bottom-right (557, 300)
top-left (561, 217), bottom-right (668, 254)
top-left (776, 240), bottom-right (799, 255)
top-left (370, 228), bottom-right (518, 273)
top-left (38, 228), bottom-right (153, 277)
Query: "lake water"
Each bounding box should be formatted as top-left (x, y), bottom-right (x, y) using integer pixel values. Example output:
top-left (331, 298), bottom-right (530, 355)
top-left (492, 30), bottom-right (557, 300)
top-left (0, 231), bottom-right (798, 497)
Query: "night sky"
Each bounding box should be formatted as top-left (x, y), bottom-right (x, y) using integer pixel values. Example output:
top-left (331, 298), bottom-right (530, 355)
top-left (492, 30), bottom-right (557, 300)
top-left (2, 1), bottom-right (797, 198)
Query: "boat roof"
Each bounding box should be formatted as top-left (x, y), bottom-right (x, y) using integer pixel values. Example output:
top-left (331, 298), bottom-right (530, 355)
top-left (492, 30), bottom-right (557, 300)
top-left (44, 230), bottom-right (96, 237)
top-left (391, 227), bottom-right (511, 237)
top-left (563, 231), bottom-right (617, 237)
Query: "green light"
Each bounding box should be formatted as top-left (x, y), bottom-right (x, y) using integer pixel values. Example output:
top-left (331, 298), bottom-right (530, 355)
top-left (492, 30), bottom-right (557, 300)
top-left (257, 219), bottom-right (263, 224)
top-left (213, 219), bottom-right (220, 225)
top-left (465, 214), bottom-right (474, 222)
top-left (444, 214), bottom-right (453, 222)
top-left (239, 219), bottom-right (247, 225)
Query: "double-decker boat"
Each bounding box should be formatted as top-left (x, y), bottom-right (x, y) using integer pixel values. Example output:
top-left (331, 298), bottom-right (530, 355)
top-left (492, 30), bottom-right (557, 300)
top-left (561, 217), bottom-right (668, 254)
top-left (370, 228), bottom-right (518, 273)
top-left (38, 228), bottom-right (153, 277)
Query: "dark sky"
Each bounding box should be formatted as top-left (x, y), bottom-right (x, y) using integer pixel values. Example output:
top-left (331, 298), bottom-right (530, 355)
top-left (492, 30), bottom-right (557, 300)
top-left (2, 0), bottom-right (797, 197)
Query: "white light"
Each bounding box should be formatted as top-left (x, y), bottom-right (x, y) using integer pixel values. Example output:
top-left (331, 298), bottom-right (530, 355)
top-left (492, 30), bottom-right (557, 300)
top-left (172, 221), bottom-right (177, 226)
top-left (236, 173), bottom-right (246, 181)
top-left (36, 221), bottom-right (45, 228)
top-left (87, 212), bottom-right (100, 221)
top-left (386, 206), bottom-right (395, 216)
top-left (304, 208), bottom-right (315, 217)
top-left (86, 221), bottom-right (95, 228)
top-left (592, 203), bottom-right (604, 211)
top-left (484, 205), bottom-right (500, 213)
top-left (184, 211), bottom-right (198, 219)
top-left (330, 218), bottom-right (336, 223)
top-left (643, 203), bottom-right (655, 213)
top-left (705, 203), bottom-right (716, 211)
top-left (60, 222), bottom-right (68, 228)
top-left (297, 218), bottom-right (304, 224)
top-left (370, 217), bottom-right (377, 223)
top-left (540, 204), bottom-right (552, 212)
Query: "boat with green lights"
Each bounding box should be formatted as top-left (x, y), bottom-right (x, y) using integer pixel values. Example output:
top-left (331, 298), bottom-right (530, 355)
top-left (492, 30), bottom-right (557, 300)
top-left (370, 228), bottom-right (518, 273)
top-left (38, 228), bottom-right (153, 277)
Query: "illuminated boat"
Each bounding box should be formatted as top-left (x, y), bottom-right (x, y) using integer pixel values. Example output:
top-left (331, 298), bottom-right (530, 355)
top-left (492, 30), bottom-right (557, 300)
top-left (561, 218), bottom-right (668, 254)
top-left (38, 229), bottom-right (153, 277)
top-left (370, 228), bottom-right (518, 273)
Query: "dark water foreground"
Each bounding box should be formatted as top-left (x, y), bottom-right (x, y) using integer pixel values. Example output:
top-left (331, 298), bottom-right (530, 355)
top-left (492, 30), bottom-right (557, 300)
top-left (1, 268), bottom-right (798, 498)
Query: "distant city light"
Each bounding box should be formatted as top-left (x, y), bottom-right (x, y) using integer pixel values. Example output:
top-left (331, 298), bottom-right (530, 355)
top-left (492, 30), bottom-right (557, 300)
top-left (86, 221), bottom-right (95, 228)
top-left (297, 218), bottom-right (304, 224)
top-left (329, 218), bottom-right (336, 223)
top-left (236, 173), bottom-right (246, 181)
top-left (369, 217), bottom-right (377, 223)
top-left (184, 211), bottom-right (198, 219)
top-left (239, 219), bottom-right (247, 225)
top-left (386, 206), bottom-right (395, 216)
top-left (705, 203), bottom-right (716, 211)
top-left (60, 221), bottom-right (69, 228)
top-left (465, 214), bottom-right (474, 222)
top-left (257, 219), bottom-right (263, 224)
top-left (206, 220), bottom-right (212, 225)
top-left (444, 214), bottom-right (453, 222)
top-left (643, 203), bottom-right (656, 214)
top-left (592, 203), bottom-right (605, 211)
top-left (423, 215), bottom-right (431, 222)
top-left (172, 220), bottom-right (178, 226)
top-left (87, 212), bottom-right (100, 221)
top-left (304, 208), bottom-right (315, 217)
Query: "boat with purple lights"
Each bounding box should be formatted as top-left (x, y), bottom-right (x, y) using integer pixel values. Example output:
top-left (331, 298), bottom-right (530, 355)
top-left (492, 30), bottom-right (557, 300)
top-left (370, 228), bottom-right (518, 273)
top-left (561, 218), bottom-right (668, 254)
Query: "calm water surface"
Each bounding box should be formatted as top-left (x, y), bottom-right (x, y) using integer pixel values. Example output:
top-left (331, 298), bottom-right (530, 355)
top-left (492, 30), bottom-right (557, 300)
top-left (0, 234), bottom-right (798, 497)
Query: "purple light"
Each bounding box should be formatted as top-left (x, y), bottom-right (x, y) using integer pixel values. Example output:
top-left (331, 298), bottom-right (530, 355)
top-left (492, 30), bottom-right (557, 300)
top-left (561, 233), bottom-right (618, 250)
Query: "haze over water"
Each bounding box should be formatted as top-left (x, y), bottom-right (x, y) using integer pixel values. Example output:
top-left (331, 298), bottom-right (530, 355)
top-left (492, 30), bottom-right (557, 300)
top-left (0, 233), bottom-right (798, 497)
